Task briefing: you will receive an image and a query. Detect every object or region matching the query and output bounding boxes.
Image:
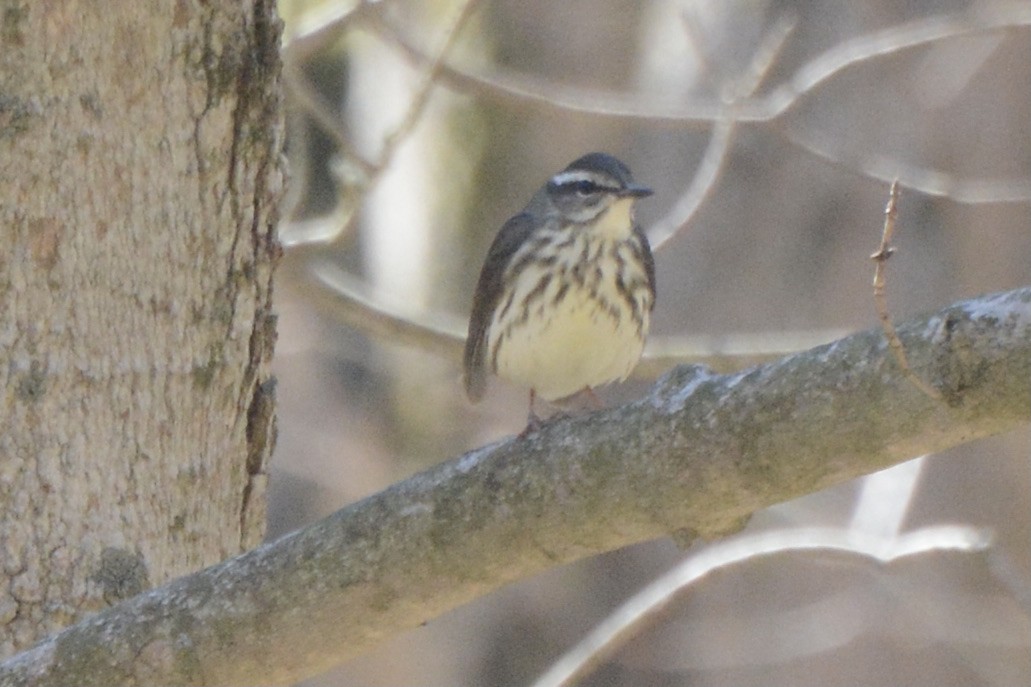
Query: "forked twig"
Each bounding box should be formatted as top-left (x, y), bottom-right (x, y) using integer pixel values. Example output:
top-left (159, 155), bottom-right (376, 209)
top-left (648, 15), bottom-right (796, 251)
top-left (375, 0), bottom-right (481, 173)
top-left (281, 0), bottom-right (480, 247)
top-left (532, 525), bottom-right (991, 687)
top-left (870, 181), bottom-right (942, 400)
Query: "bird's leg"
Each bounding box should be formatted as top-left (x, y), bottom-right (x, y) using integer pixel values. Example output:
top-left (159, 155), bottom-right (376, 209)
top-left (520, 389), bottom-right (545, 437)
top-left (581, 386), bottom-right (603, 410)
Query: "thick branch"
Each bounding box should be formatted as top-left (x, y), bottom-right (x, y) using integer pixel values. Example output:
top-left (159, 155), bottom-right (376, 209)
top-left (3, 287), bottom-right (1030, 687)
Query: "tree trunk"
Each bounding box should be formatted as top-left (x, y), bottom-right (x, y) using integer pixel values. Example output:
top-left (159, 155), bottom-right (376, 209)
top-left (0, 0), bottom-right (282, 654)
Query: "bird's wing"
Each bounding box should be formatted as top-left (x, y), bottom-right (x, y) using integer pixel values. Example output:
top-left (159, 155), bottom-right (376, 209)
top-left (463, 212), bottom-right (538, 401)
top-left (634, 223), bottom-right (656, 309)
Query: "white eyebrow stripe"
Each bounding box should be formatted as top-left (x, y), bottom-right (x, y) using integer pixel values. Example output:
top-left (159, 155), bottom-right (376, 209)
top-left (549, 170), bottom-right (618, 189)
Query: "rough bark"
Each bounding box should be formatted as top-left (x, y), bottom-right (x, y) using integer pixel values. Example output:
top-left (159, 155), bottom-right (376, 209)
top-left (1, 286), bottom-right (1028, 687)
top-left (0, 1), bottom-right (282, 653)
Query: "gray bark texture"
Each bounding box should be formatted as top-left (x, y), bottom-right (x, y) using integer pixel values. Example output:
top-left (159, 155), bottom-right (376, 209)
top-left (1, 286), bottom-right (1028, 686)
top-left (0, 0), bottom-right (282, 654)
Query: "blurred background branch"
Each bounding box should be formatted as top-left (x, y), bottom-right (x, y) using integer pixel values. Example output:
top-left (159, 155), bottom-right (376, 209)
top-left (534, 525), bottom-right (993, 687)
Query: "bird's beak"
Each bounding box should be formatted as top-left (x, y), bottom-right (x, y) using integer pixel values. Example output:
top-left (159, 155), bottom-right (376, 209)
top-left (621, 184), bottom-right (653, 199)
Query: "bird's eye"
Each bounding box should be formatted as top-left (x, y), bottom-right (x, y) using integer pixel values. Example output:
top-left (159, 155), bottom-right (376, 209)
top-left (572, 180), bottom-right (599, 196)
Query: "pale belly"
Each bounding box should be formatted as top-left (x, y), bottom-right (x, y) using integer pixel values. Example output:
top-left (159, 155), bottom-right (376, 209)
top-left (489, 283), bottom-right (649, 401)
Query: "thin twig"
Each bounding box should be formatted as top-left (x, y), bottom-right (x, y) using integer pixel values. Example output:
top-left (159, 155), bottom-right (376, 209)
top-left (871, 181), bottom-right (942, 400)
top-left (279, 3), bottom-right (380, 238)
top-left (281, 59), bottom-right (376, 178)
top-left (281, 0), bottom-right (373, 60)
top-left (289, 247), bottom-right (848, 373)
top-left (532, 526), bottom-right (992, 687)
top-left (281, 0), bottom-right (481, 248)
top-left (303, 252), bottom-right (467, 362)
top-left (760, 3), bottom-right (1031, 121)
top-left (648, 15), bottom-right (796, 250)
top-left (373, 0), bottom-right (480, 172)
top-left (280, 0), bottom-right (383, 175)
top-left (279, 61), bottom-right (374, 245)
top-left (778, 123), bottom-right (1031, 204)
top-left (370, 3), bottom-right (1031, 126)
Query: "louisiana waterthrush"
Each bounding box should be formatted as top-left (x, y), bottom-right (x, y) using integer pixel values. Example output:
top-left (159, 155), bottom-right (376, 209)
top-left (463, 152), bottom-right (656, 425)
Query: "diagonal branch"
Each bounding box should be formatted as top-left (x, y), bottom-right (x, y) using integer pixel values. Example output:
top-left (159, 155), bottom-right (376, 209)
top-left (646, 15), bottom-right (796, 251)
top-left (2, 287), bottom-right (1030, 687)
top-left (777, 124), bottom-right (1031, 204)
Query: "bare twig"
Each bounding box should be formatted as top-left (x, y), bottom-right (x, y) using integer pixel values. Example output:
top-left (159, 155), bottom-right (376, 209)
top-left (370, 3), bottom-right (1031, 126)
top-left (301, 251), bottom-right (468, 361)
top-left (281, 59), bottom-right (376, 178)
top-left (281, 0), bottom-right (372, 60)
top-left (373, 0), bottom-right (480, 172)
top-left (280, 1), bottom-right (384, 178)
top-left (532, 526), bottom-right (992, 687)
top-left (368, 10), bottom-right (727, 125)
top-left (779, 124), bottom-right (1031, 204)
top-left (279, 193), bottom-right (365, 248)
top-left (281, 0), bottom-right (480, 247)
top-left (761, 3), bottom-right (1031, 121)
top-left (287, 246), bottom-right (849, 373)
top-left (649, 16), bottom-right (796, 250)
top-left (871, 181), bottom-right (942, 400)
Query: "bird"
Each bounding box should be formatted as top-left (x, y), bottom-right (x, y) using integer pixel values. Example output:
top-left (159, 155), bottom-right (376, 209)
top-left (463, 152), bottom-right (656, 429)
